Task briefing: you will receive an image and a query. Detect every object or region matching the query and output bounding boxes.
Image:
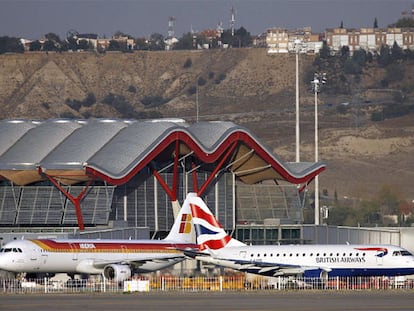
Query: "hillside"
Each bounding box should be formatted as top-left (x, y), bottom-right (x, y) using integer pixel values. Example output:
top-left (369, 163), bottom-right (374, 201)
top-left (0, 49), bottom-right (413, 202)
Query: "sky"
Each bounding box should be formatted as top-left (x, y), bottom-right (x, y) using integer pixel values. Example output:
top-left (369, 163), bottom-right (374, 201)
top-left (0, 0), bottom-right (412, 40)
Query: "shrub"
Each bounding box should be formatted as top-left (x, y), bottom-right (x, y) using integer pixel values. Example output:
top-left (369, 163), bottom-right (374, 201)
top-left (141, 96), bottom-right (168, 107)
top-left (188, 85), bottom-right (197, 95)
top-left (127, 85), bottom-right (137, 93)
top-left (183, 58), bottom-right (192, 68)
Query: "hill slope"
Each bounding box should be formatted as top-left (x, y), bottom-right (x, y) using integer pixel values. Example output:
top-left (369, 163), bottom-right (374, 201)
top-left (0, 49), bottom-right (413, 202)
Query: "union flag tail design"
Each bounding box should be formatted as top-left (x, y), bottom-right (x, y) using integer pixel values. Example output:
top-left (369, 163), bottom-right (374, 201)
top-left (186, 192), bottom-right (245, 251)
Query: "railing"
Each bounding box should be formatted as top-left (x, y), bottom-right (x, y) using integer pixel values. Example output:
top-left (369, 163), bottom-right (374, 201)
top-left (1, 275), bottom-right (413, 294)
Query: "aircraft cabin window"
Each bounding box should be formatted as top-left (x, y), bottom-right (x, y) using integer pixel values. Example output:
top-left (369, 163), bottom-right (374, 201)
top-left (329, 253), bottom-right (333, 256)
top-left (343, 253), bottom-right (346, 256)
top-left (302, 253), bottom-right (306, 257)
top-left (310, 253), bottom-right (313, 256)
top-left (363, 253), bottom-right (366, 256)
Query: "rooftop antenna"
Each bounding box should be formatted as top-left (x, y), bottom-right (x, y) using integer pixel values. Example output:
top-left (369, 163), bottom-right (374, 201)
top-left (168, 16), bottom-right (176, 40)
top-left (230, 6), bottom-right (236, 37)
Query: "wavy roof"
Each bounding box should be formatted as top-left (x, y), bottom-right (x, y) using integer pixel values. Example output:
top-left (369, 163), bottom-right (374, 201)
top-left (0, 119), bottom-right (326, 186)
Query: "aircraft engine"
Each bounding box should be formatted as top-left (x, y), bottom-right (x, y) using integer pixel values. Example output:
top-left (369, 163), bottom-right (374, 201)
top-left (103, 264), bottom-right (131, 282)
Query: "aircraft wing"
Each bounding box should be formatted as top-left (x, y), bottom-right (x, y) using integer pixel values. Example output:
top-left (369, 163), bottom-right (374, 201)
top-left (193, 255), bottom-right (330, 277)
top-left (90, 254), bottom-right (186, 271)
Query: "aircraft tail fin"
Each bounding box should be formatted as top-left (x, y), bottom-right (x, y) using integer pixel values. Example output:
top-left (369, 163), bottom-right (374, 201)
top-left (164, 196), bottom-right (195, 244)
top-left (186, 192), bottom-right (246, 251)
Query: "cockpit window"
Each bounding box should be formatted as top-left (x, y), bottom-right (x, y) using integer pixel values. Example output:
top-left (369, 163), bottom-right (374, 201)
top-left (393, 250), bottom-right (413, 256)
top-left (0, 248), bottom-right (22, 253)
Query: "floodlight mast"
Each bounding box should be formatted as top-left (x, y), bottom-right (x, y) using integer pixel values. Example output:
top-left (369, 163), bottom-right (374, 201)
top-left (294, 39), bottom-right (302, 163)
top-left (311, 72), bottom-right (326, 225)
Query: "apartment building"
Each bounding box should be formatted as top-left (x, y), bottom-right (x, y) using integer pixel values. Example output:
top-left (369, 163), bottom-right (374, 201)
top-left (266, 27), bottom-right (322, 54)
top-left (266, 26), bottom-right (414, 55)
top-left (325, 27), bottom-right (414, 53)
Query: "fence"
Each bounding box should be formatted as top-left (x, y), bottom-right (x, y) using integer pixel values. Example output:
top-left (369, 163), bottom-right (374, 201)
top-left (1, 275), bottom-right (413, 294)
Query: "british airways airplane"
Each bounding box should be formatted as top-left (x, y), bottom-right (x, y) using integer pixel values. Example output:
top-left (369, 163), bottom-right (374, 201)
top-left (0, 198), bottom-right (196, 281)
top-left (185, 193), bottom-right (414, 279)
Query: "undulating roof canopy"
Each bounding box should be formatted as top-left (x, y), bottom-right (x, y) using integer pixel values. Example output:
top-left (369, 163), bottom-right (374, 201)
top-left (0, 119), bottom-right (326, 186)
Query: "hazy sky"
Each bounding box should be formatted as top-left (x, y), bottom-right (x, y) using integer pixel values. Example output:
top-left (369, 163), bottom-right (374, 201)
top-left (0, 0), bottom-right (412, 40)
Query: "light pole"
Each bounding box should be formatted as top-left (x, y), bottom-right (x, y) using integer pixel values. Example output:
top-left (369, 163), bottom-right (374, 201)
top-left (311, 72), bottom-right (326, 225)
top-left (196, 83), bottom-right (199, 122)
top-left (294, 39), bottom-right (302, 163)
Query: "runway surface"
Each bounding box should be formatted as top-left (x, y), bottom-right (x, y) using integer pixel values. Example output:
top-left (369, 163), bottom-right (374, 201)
top-left (1, 291), bottom-right (414, 311)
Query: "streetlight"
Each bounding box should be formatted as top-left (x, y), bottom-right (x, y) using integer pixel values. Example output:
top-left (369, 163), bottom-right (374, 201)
top-left (311, 72), bottom-right (326, 225)
top-left (294, 39), bottom-right (302, 163)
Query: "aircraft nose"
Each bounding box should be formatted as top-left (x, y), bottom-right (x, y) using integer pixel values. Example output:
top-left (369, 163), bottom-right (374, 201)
top-left (0, 253), bottom-right (10, 270)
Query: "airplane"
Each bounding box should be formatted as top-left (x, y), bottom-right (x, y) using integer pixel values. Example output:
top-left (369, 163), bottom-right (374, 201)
top-left (184, 192), bottom-right (414, 279)
top-left (0, 197), bottom-right (196, 282)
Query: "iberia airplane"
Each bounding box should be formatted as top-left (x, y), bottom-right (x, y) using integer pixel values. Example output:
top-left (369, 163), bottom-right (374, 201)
top-left (185, 193), bottom-right (414, 278)
top-left (0, 197), bottom-right (196, 281)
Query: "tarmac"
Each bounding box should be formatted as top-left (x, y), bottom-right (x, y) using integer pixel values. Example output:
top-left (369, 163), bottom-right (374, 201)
top-left (1, 290), bottom-right (414, 311)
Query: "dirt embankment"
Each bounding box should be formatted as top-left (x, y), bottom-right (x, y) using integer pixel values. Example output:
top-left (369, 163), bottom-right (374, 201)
top-left (0, 49), bottom-right (413, 201)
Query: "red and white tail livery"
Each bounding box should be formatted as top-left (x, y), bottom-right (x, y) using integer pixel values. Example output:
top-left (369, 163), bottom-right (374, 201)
top-left (186, 192), bottom-right (414, 278)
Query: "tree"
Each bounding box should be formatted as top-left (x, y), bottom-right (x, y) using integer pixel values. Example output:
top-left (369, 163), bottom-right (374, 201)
top-left (352, 49), bottom-right (367, 66)
top-left (0, 36), bottom-right (24, 54)
top-left (175, 32), bottom-right (195, 50)
top-left (233, 26), bottom-right (252, 47)
top-left (391, 17), bottom-right (414, 28)
top-left (222, 26), bottom-right (253, 48)
top-left (377, 45), bottom-right (391, 66)
top-left (135, 38), bottom-right (149, 50)
top-left (29, 40), bottom-right (42, 51)
top-left (340, 45), bottom-right (350, 61)
top-left (107, 40), bottom-right (122, 51)
top-left (44, 32), bottom-right (61, 43)
top-left (148, 33), bottom-right (165, 51)
top-left (43, 40), bottom-right (57, 52)
top-left (373, 17), bottom-right (378, 28)
top-left (391, 41), bottom-right (404, 61)
top-left (319, 40), bottom-right (331, 59)
top-left (77, 39), bottom-right (93, 51)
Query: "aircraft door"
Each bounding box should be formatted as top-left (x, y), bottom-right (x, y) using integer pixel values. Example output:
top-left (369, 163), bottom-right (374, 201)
top-left (121, 245), bottom-right (129, 260)
top-left (239, 251), bottom-right (247, 260)
top-left (376, 251), bottom-right (384, 266)
top-left (30, 246), bottom-right (40, 270)
top-left (70, 243), bottom-right (78, 261)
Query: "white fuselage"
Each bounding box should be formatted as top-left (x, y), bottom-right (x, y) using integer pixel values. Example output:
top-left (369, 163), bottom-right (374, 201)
top-left (0, 239), bottom-right (194, 275)
top-left (201, 244), bottom-right (414, 277)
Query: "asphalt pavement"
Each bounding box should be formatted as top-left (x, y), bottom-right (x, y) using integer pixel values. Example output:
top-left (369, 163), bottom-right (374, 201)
top-left (1, 290), bottom-right (414, 311)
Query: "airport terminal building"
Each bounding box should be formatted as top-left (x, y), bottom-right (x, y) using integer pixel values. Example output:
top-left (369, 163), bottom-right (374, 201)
top-left (0, 118), bottom-right (412, 255)
top-left (0, 119), bottom-right (325, 242)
